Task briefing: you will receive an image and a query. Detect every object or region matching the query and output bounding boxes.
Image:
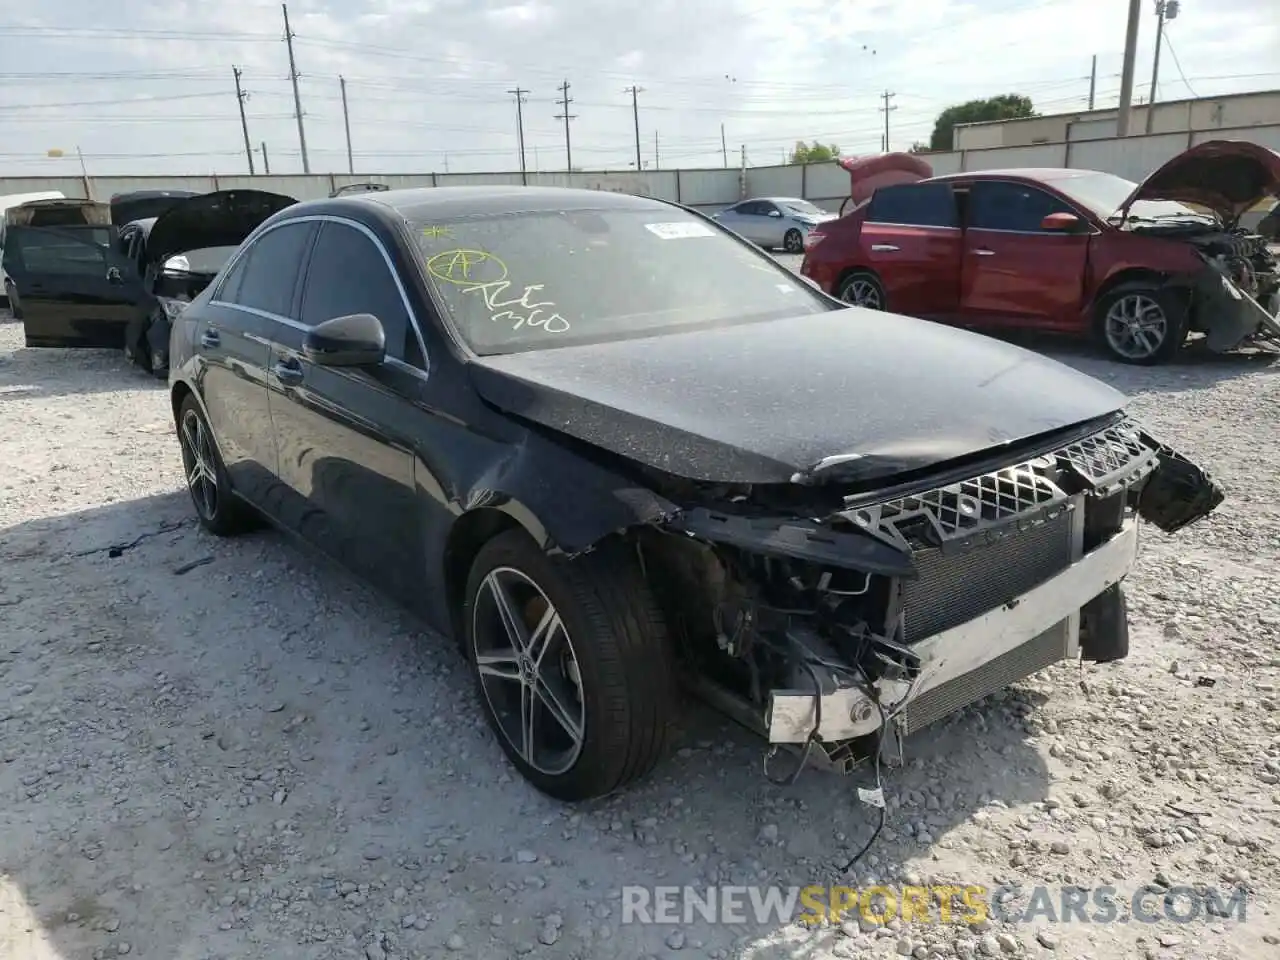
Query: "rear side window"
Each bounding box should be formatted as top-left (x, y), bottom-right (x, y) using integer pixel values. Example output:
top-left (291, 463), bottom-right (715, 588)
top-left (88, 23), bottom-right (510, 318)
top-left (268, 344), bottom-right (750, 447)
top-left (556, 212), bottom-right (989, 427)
top-left (5, 227), bottom-right (112, 276)
top-left (968, 181), bottom-right (1075, 232)
top-left (225, 221), bottom-right (315, 318)
top-left (866, 184), bottom-right (958, 228)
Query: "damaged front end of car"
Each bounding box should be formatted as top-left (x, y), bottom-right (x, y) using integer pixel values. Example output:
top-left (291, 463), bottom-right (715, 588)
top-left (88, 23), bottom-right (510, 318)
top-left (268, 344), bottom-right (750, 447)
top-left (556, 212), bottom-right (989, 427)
top-left (634, 415), bottom-right (1223, 775)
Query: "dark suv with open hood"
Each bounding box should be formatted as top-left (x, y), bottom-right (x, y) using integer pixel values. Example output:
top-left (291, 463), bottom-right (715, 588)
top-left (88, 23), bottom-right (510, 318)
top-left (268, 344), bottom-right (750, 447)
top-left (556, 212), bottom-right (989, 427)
top-left (9, 189), bottom-right (295, 371)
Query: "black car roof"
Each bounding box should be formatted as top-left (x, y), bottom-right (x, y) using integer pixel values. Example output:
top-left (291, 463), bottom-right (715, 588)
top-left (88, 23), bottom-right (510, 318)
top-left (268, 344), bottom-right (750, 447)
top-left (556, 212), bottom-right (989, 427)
top-left (326, 185), bottom-right (672, 221)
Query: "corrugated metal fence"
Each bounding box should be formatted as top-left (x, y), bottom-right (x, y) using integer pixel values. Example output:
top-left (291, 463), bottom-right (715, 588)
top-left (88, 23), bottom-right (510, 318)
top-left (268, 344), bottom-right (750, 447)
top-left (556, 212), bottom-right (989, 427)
top-left (3, 123), bottom-right (1277, 218)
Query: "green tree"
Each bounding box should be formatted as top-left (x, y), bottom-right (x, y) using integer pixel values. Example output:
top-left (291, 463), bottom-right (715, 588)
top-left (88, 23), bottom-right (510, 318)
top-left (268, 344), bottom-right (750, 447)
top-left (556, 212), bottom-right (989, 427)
top-left (789, 140), bottom-right (841, 164)
top-left (929, 94), bottom-right (1036, 151)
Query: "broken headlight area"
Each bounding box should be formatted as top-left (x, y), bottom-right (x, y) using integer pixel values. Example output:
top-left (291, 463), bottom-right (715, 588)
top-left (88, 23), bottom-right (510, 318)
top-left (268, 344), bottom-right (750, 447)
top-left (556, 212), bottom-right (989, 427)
top-left (641, 417), bottom-right (1222, 778)
top-left (1184, 233), bottom-right (1280, 351)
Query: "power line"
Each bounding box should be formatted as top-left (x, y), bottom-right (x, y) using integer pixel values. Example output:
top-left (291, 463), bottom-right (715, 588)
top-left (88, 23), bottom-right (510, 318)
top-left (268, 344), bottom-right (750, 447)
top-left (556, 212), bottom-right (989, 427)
top-left (233, 66), bottom-right (255, 175)
top-left (879, 90), bottom-right (897, 152)
top-left (1162, 29), bottom-right (1199, 99)
top-left (553, 80), bottom-right (576, 171)
top-left (624, 85), bottom-right (644, 170)
top-left (281, 2), bottom-right (310, 174)
top-left (507, 86), bottom-right (529, 174)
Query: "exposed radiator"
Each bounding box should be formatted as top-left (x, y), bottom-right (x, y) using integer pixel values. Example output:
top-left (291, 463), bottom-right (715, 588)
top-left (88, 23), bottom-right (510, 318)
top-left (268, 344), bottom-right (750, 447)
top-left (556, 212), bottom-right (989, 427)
top-left (901, 508), bottom-right (1076, 644)
top-left (899, 621), bottom-right (1070, 736)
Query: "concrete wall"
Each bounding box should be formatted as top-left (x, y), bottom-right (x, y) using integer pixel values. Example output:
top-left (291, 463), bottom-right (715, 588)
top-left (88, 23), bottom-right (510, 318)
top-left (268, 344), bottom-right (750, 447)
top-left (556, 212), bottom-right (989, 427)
top-left (2, 124), bottom-right (1277, 223)
top-left (955, 90), bottom-right (1280, 149)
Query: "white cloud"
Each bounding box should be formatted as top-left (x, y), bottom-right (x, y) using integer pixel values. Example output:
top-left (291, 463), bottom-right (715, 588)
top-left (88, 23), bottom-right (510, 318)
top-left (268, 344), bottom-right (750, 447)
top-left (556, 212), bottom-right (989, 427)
top-left (1, 0), bottom-right (1275, 176)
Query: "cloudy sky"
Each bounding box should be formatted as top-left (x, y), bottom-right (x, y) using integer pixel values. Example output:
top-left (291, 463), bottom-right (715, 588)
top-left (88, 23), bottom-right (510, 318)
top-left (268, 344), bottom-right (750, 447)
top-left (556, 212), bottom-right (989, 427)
top-left (1, 0), bottom-right (1276, 177)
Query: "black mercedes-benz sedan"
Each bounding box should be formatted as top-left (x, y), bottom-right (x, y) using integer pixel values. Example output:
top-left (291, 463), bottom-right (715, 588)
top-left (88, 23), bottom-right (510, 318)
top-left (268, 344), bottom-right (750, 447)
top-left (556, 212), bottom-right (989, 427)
top-left (168, 185), bottom-right (1223, 801)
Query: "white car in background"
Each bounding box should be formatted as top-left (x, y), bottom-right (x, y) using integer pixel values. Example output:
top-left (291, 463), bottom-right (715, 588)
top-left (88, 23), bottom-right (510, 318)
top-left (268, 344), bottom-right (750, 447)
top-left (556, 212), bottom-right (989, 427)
top-left (712, 196), bottom-right (838, 253)
top-left (0, 190), bottom-right (66, 309)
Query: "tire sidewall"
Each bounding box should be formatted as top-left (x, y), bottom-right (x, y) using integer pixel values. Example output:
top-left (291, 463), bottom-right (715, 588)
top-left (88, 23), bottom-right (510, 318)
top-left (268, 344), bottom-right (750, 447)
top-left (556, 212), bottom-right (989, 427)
top-left (839, 270), bottom-right (885, 310)
top-left (178, 396), bottom-right (239, 534)
top-left (784, 229), bottom-right (803, 253)
top-left (1095, 285), bottom-right (1186, 365)
top-left (461, 531), bottom-right (622, 800)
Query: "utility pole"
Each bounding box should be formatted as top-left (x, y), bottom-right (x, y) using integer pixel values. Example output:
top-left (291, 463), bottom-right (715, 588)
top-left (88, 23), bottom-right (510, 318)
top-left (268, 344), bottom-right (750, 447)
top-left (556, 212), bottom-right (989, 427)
top-left (339, 75), bottom-right (354, 174)
top-left (260, 142), bottom-right (270, 174)
top-left (720, 123), bottom-right (728, 167)
top-left (1145, 0), bottom-right (1180, 133)
top-left (233, 66), bottom-right (255, 175)
top-left (880, 90), bottom-right (897, 152)
top-left (654, 130), bottom-right (660, 169)
top-left (281, 3), bottom-right (310, 173)
top-left (1116, 0), bottom-right (1142, 137)
top-left (507, 86), bottom-right (529, 174)
top-left (554, 80), bottom-right (576, 171)
top-left (1088, 54), bottom-right (1097, 109)
top-left (625, 85), bottom-right (644, 171)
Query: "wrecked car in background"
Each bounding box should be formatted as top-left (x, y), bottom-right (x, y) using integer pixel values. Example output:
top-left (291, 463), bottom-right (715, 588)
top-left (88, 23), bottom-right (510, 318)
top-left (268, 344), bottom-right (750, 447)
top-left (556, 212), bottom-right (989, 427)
top-left (168, 185), bottom-right (1223, 802)
top-left (3, 198), bottom-right (143, 347)
top-left (803, 139), bottom-right (1280, 364)
top-left (109, 189), bottom-right (202, 229)
top-left (119, 189), bottom-right (297, 375)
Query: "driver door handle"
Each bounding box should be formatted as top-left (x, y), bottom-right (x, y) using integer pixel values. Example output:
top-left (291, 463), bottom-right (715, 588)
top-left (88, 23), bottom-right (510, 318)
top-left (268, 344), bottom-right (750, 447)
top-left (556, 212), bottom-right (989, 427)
top-left (273, 356), bottom-right (304, 385)
top-left (972, 248), bottom-right (995, 256)
top-left (870, 243), bottom-right (899, 252)
top-left (200, 329), bottom-right (220, 348)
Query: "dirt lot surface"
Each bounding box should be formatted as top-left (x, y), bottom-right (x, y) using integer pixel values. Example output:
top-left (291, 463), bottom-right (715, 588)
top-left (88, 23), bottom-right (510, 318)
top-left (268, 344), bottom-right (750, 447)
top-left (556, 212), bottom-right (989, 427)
top-left (1, 309), bottom-right (1279, 960)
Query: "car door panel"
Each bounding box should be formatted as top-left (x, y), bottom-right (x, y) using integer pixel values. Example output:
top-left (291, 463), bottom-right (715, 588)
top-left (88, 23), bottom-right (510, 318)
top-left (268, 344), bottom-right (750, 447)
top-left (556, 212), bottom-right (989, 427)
top-left (200, 219), bottom-right (317, 510)
top-left (265, 220), bottom-right (422, 608)
top-left (860, 183), bottom-right (963, 316)
top-left (10, 226), bottom-right (140, 347)
top-left (960, 181), bottom-right (1091, 330)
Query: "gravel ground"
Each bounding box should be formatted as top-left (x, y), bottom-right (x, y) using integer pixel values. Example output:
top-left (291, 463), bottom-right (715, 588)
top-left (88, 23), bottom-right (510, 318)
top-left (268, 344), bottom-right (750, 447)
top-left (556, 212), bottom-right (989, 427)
top-left (1, 299), bottom-right (1279, 960)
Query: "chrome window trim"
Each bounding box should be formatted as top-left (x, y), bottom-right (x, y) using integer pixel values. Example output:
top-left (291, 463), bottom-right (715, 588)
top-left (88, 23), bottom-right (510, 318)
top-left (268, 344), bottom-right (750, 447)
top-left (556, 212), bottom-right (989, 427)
top-left (210, 213), bottom-right (430, 373)
top-left (863, 222), bottom-right (962, 231)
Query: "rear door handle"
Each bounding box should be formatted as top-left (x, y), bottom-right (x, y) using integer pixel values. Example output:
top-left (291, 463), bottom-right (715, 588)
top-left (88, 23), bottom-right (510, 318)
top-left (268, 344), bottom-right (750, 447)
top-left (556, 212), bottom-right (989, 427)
top-left (870, 244), bottom-right (900, 252)
top-left (973, 248), bottom-right (995, 256)
top-left (200, 328), bottom-right (220, 348)
top-left (273, 356), bottom-right (304, 385)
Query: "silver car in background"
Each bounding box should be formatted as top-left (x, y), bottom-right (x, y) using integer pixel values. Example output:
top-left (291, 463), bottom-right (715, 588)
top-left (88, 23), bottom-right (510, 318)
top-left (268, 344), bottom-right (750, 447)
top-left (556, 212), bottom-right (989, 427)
top-left (712, 197), bottom-right (838, 253)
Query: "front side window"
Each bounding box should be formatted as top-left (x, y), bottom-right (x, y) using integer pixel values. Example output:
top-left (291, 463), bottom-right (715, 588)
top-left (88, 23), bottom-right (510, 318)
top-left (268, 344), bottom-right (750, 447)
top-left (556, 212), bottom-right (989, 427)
top-left (413, 205), bottom-right (835, 357)
top-left (779, 199), bottom-right (825, 217)
top-left (866, 183), bottom-right (958, 228)
top-left (226, 221), bottom-right (315, 317)
top-left (968, 181), bottom-right (1074, 232)
top-left (299, 222), bottom-right (414, 363)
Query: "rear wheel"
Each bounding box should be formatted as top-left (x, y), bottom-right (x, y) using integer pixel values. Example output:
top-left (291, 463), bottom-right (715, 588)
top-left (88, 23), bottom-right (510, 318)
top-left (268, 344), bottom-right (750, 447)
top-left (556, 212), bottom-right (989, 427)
top-left (461, 529), bottom-right (676, 801)
top-left (783, 228), bottom-right (804, 253)
top-left (176, 395), bottom-right (253, 536)
top-left (837, 269), bottom-right (885, 310)
top-left (1095, 283), bottom-right (1187, 365)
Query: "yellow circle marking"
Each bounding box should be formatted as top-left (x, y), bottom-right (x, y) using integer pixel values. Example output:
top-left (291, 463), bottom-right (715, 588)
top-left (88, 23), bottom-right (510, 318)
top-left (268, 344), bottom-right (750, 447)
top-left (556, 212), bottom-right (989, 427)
top-left (426, 249), bottom-right (508, 286)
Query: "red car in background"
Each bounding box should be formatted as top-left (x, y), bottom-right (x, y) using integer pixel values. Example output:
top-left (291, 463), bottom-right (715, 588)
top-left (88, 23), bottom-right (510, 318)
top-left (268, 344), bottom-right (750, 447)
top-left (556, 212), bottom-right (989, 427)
top-left (801, 139), bottom-right (1280, 364)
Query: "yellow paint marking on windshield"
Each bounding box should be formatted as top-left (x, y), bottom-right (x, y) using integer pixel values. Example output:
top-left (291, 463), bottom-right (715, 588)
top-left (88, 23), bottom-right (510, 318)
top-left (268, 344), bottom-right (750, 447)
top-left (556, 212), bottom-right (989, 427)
top-left (425, 248), bottom-right (570, 335)
top-left (426, 248), bottom-right (509, 286)
top-left (421, 225), bottom-right (453, 240)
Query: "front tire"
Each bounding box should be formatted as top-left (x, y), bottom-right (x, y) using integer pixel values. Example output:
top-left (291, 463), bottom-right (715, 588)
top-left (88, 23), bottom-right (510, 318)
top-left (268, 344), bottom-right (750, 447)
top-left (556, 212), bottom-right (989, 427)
top-left (461, 529), bottom-right (676, 801)
top-left (1095, 283), bottom-right (1187, 365)
top-left (176, 395), bottom-right (253, 536)
top-left (783, 228), bottom-right (804, 253)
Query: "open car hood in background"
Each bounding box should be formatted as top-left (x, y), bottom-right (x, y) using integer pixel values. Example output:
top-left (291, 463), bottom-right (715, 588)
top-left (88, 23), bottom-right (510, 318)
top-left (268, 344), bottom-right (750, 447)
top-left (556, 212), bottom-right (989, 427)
top-left (837, 152), bottom-right (934, 206)
top-left (144, 189), bottom-right (298, 269)
top-left (109, 190), bottom-right (202, 227)
top-left (1118, 139), bottom-right (1280, 226)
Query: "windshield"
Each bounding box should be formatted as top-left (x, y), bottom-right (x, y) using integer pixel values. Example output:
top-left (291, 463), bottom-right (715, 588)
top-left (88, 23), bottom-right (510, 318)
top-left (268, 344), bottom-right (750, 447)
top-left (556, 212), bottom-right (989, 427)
top-left (162, 245), bottom-right (239, 276)
top-left (1047, 170), bottom-right (1204, 221)
top-left (413, 206), bottom-right (834, 356)
top-left (779, 199), bottom-right (826, 217)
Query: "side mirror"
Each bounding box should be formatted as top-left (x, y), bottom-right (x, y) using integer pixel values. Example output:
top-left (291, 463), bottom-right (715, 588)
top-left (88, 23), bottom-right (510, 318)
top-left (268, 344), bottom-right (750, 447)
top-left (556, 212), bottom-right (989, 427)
top-left (302, 312), bottom-right (386, 367)
top-left (1041, 211), bottom-right (1086, 232)
top-left (768, 210), bottom-right (782, 217)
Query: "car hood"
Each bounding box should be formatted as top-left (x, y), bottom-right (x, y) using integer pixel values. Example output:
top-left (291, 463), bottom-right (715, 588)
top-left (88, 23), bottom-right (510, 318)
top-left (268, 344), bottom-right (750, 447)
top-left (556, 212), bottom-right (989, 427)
top-left (1119, 139), bottom-right (1280, 226)
top-left (466, 309), bottom-right (1128, 486)
top-left (144, 189), bottom-right (298, 269)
